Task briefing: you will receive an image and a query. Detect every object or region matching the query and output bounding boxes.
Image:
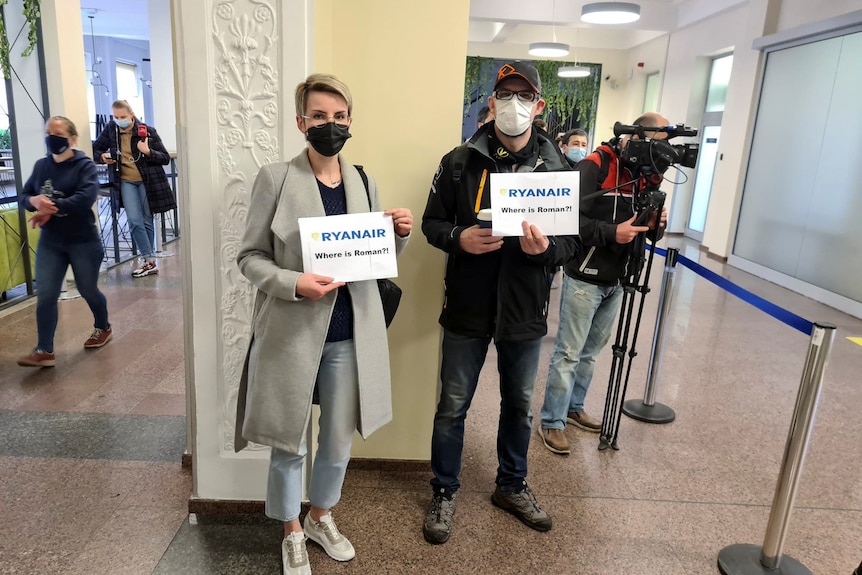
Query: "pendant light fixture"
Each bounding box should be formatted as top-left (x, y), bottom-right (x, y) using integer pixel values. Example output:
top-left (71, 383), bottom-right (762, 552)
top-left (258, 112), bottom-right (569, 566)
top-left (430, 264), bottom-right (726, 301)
top-left (86, 15), bottom-right (111, 97)
top-left (558, 24), bottom-right (590, 78)
top-left (529, 0), bottom-right (569, 57)
top-left (581, 2), bottom-right (641, 25)
top-left (558, 66), bottom-right (591, 78)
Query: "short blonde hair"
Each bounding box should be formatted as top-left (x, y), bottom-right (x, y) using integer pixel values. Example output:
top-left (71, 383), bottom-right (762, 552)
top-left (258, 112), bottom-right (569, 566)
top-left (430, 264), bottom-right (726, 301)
top-left (47, 115), bottom-right (78, 138)
top-left (112, 99), bottom-right (134, 114)
top-left (294, 74), bottom-right (352, 117)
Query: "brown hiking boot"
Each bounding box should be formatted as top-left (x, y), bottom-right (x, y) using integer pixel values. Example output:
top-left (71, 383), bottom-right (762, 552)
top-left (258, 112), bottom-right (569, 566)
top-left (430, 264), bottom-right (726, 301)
top-left (540, 428), bottom-right (570, 455)
top-left (567, 410), bottom-right (601, 432)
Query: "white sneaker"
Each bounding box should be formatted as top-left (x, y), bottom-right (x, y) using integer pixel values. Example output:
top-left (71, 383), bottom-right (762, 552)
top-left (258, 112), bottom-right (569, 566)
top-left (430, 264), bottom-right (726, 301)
top-left (281, 531), bottom-right (311, 575)
top-left (303, 513), bottom-right (355, 561)
top-left (132, 258), bottom-right (158, 278)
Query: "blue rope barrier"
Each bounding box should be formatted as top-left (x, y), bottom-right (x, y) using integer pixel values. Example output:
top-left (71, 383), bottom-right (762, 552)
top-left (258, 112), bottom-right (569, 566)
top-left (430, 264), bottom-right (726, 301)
top-left (651, 246), bottom-right (814, 336)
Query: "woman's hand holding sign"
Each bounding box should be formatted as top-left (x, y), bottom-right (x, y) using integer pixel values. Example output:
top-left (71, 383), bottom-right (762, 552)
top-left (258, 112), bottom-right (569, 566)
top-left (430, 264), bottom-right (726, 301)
top-left (385, 208), bottom-right (413, 237)
top-left (519, 221), bottom-right (549, 255)
top-left (296, 274), bottom-right (345, 300)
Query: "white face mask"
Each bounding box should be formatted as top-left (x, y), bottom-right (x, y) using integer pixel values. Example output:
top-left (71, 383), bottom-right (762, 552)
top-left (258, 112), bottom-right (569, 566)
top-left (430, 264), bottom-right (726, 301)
top-left (494, 97), bottom-right (534, 137)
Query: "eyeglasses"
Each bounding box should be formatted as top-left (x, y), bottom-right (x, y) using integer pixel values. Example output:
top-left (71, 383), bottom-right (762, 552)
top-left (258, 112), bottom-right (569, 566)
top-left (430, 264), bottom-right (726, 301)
top-left (301, 113), bottom-right (351, 128)
top-left (494, 90), bottom-right (538, 103)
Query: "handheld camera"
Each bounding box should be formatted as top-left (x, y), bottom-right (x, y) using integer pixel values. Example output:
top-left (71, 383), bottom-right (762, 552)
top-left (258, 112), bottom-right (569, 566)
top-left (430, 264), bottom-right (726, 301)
top-left (613, 121), bottom-right (699, 184)
top-left (613, 121), bottom-right (700, 221)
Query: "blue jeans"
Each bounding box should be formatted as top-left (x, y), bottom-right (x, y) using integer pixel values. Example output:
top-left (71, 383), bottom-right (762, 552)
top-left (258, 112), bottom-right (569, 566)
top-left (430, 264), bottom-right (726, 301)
top-left (266, 340), bottom-right (359, 522)
top-left (120, 181), bottom-right (154, 258)
top-left (35, 234), bottom-right (109, 353)
top-left (541, 275), bottom-right (623, 429)
top-left (430, 330), bottom-right (542, 494)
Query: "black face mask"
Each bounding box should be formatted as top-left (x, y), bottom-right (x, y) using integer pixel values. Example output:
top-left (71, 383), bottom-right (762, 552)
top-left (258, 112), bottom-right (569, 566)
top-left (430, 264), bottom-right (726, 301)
top-left (46, 134), bottom-right (70, 155)
top-left (305, 122), bottom-right (352, 157)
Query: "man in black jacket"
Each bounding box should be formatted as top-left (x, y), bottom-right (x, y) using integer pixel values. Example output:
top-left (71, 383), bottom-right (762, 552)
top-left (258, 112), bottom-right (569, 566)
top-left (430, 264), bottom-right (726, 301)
top-left (421, 62), bottom-right (578, 544)
top-left (539, 112), bottom-right (668, 455)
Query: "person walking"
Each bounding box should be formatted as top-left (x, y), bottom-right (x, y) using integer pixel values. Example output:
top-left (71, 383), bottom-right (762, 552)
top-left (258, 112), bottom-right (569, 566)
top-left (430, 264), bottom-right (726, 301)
top-left (17, 116), bottom-right (112, 367)
top-left (93, 100), bottom-right (175, 278)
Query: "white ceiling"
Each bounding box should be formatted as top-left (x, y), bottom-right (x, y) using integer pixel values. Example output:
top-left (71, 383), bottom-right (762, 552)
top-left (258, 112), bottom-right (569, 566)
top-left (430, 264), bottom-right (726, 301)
top-left (80, 0), bottom-right (149, 39)
top-left (78, 0), bottom-right (747, 49)
top-left (468, 0), bottom-right (747, 51)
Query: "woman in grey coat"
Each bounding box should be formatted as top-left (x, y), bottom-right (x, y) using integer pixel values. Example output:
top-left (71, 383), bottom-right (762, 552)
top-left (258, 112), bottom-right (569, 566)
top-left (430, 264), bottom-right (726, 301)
top-left (235, 74), bottom-right (412, 575)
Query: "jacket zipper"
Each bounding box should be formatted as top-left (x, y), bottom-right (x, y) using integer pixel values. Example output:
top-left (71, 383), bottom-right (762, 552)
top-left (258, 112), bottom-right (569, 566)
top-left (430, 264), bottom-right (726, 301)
top-left (579, 246), bottom-right (596, 273)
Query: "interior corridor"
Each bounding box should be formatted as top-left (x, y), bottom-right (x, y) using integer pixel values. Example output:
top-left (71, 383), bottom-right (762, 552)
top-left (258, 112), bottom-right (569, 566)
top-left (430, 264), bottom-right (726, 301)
top-left (1, 238), bottom-right (861, 574)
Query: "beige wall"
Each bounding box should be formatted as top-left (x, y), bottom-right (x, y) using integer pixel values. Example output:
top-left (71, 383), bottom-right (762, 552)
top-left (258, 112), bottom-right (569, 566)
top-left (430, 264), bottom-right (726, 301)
top-left (41, 0), bottom-right (91, 155)
top-left (313, 0), bottom-right (470, 459)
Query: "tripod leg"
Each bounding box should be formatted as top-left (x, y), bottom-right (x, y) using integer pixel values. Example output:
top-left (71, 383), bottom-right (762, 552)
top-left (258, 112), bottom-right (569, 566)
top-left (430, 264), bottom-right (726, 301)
top-left (599, 283), bottom-right (636, 450)
top-left (599, 320), bottom-right (625, 449)
top-left (607, 206), bottom-right (664, 448)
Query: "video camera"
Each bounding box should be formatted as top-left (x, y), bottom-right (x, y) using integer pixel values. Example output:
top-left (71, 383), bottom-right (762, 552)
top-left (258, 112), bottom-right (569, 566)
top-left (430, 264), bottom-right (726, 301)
top-left (613, 121), bottom-right (699, 181)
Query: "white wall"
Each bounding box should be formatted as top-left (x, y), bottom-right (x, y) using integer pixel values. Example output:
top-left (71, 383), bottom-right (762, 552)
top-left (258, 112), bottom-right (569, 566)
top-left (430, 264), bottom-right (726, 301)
top-left (776, 0), bottom-right (862, 30)
top-left (148, 0), bottom-right (176, 152)
top-left (175, 0), bottom-right (313, 501)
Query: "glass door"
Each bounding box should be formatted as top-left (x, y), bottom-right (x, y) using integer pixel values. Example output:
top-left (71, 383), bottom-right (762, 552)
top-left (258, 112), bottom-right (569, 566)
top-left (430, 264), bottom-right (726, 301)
top-left (683, 54), bottom-right (732, 241)
top-left (685, 124), bottom-right (720, 240)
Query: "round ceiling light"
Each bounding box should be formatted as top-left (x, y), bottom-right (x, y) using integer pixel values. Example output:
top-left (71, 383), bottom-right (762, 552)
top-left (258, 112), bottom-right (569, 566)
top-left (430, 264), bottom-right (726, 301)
top-left (528, 42), bottom-right (570, 58)
top-left (581, 2), bottom-right (641, 25)
top-left (558, 66), bottom-right (592, 78)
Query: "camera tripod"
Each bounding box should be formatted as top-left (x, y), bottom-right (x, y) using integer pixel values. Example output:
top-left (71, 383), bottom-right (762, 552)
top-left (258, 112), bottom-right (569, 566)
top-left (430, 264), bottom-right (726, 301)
top-left (598, 183), bottom-right (665, 451)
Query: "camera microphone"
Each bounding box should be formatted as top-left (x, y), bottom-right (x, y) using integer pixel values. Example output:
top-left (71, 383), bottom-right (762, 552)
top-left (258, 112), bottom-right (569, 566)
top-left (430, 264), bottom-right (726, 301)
top-left (613, 121), bottom-right (698, 139)
top-left (137, 124), bottom-right (148, 139)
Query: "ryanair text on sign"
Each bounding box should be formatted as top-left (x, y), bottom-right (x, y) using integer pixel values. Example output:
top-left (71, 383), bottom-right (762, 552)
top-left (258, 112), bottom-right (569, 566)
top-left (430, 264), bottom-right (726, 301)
top-left (489, 172), bottom-right (580, 236)
top-left (299, 212), bottom-right (398, 282)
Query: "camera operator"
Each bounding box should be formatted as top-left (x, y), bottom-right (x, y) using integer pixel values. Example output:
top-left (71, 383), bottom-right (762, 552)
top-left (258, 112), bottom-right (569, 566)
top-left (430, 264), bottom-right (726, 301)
top-left (539, 112), bottom-right (668, 455)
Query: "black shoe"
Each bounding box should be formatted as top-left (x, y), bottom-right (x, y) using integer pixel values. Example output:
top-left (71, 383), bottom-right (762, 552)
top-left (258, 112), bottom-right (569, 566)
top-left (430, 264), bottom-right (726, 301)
top-left (491, 482), bottom-right (552, 532)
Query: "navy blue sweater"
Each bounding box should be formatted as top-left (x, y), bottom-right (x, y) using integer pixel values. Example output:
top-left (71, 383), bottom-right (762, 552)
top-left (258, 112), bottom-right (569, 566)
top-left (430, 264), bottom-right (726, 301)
top-left (20, 151), bottom-right (101, 243)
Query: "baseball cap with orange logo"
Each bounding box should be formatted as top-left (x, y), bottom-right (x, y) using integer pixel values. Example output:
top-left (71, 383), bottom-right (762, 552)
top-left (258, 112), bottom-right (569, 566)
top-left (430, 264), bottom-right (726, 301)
top-left (493, 62), bottom-right (541, 94)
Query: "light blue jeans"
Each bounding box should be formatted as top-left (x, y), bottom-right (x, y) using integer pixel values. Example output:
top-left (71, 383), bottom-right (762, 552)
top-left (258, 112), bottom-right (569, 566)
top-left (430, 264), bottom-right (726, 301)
top-left (265, 340), bottom-right (359, 522)
top-left (540, 275), bottom-right (623, 430)
top-left (120, 181), bottom-right (155, 258)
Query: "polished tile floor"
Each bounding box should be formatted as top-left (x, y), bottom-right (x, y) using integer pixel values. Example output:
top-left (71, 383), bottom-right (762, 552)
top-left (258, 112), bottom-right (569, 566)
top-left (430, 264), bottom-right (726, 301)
top-left (1, 238), bottom-right (861, 574)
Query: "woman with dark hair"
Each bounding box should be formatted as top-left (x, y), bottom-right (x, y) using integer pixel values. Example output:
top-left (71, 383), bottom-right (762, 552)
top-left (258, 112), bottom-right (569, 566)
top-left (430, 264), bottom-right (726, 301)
top-left (17, 116), bottom-right (112, 367)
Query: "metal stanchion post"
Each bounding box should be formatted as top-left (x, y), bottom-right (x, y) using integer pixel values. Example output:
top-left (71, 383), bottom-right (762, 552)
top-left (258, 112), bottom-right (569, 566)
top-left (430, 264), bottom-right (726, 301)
top-left (153, 211), bottom-right (174, 258)
top-left (622, 247), bottom-right (678, 423)
top-left (717, 322), bottom-right (836, 575)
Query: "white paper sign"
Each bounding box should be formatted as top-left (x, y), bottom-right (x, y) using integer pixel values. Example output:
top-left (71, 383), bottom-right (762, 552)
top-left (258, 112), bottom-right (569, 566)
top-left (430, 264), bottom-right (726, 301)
top-left (298, 212), bottom-right (398, 282)
top-left (489, 171), bottom-right (580, 236)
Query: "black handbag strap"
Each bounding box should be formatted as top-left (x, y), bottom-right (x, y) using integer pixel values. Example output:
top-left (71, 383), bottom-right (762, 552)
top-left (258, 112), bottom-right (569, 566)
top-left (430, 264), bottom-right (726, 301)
top-left (354, 164), bottom-right (372, 210)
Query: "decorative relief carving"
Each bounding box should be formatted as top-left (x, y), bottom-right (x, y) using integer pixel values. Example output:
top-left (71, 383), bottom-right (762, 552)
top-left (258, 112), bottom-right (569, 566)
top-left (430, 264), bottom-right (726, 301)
top-left (212, 0), bottom-right (278, 451)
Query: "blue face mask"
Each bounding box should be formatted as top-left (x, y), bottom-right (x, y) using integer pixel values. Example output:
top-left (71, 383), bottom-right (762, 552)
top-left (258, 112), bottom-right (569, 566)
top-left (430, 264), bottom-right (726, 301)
top-left (115, 118), bottom-right (131, 129)
top-left (567, 147), bottom-right (587, 163)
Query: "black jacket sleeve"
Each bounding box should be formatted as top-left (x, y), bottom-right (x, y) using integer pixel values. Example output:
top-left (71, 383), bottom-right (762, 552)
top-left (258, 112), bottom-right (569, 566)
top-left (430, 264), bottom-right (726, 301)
top-left (577, 161), bottom-right (618, 248)
top-left (92, 125), bottom-right (114, 162)
top-left (524, 234), bottom-right (579, 267)
top-left (421, 152), bottom-right (466, 255)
